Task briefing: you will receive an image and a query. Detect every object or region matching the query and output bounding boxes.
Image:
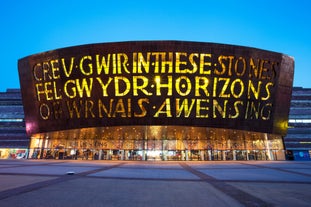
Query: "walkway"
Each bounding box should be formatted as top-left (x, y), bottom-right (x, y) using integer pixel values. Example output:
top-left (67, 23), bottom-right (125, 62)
top-left (0, 160), bottom-right (310, 207)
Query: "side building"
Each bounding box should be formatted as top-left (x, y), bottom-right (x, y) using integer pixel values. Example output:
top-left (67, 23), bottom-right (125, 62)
top-left (0, 89), bottom-right (29, 159)
top-left (285, 87), bottom-right (311, 160)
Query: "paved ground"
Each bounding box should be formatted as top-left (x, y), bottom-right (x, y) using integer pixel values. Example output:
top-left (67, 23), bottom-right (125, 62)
top-left (0, 160), bottom-right (310, 207)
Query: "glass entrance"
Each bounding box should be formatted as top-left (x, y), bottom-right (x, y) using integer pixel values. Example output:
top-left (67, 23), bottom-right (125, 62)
top-left (28, 126), bottom-right (286, 161)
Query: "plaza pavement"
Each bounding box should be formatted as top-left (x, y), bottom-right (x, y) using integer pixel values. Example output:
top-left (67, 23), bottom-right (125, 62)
top-left (0, 160), bottom-right (310, 207)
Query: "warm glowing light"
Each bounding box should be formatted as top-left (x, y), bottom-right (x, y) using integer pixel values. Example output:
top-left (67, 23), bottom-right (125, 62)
top-left (155, 76), bottom-right (161, 84)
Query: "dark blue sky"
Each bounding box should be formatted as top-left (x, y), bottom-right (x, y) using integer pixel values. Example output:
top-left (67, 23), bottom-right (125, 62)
top-left (1, 0), bottom-right (310, 91)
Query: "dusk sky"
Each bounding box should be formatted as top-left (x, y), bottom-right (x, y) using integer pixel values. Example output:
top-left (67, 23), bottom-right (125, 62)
top-left (1, 0), bottom-right (310, 92)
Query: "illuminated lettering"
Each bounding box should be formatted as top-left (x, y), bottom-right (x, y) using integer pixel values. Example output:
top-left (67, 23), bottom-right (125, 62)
top-left (216, 55), bottom-right (234, 76)
top-left (113, 99), bottom-right (127, 117)
top-left (154, 98), bottom-right (172, 117)
top-left (262, 82), bottom-right (273, 100)
top-left (35, 83), bottom-right (45, 101)
top-left (189, 53), bottom-right (199, 73)
top-left (117, 53), bottom-right (130, 74)
top-left (112, 54), bottom-right (117, 74)
top-left (259, 60), bottom-right (269, 80)
top-left (234, 57), bottom-right (246, 76)
top-left (195, 76), bottom-right (209, 97)
top-left (261, 103), bottom-right (272, 120)
top-left (214, 77), bottom-right (231, 98)
top-left (76, 78), bottom-right (93, 98)
top-left (64, 80), bottom-right (76, 98)
top-left (245, 101), bottom-right (260, 119)
top-left (52, 101), bottom-right (63, 119)
top-left (175, 52), bottom-right (188, 73)
top-left (244, 101), bottom-right (272, 120)
top-left (127, 98), bottom-right (131, 117)
top-left (196, 99), bottom-right (209, 118)
top-left (213, 78), bottom-right (217, 97)
top-left (271, 62), bottom-right (278, 81)
top-left (98, 99), bottom-right (113, 117)
top-left (96, 77), bottom-right (113, 97)
top-left (44, 82), bottom-right (53, 101)
top-left (85, 100), bottom-right (95, 118)
top-left (66, 100), bottom-right (83, 118)
top-left (134, 98), bottom-right (149, 117)
top-left (213, 99), bottom-right (227, 118)
top-left (133, 76), bottom-right (152, 96)
top-left (115, 76), bottom-right (130, 96)
top-left (42, 62), bottom-right (52, 80)
top-left (175, 76), bottom-right (191, 96)
top-left (175, 52), bottom-right (199, 74)
top-left (229, 101), bottom-right (243, 119)
top-left (134, 52), bottom-right (150, 73)
top-left (199, 53), bottom-right (212, 74)
top-left (155, 75), bottom-right (172, 96)
top-left (176, 98), bottom-right (195, 117)
top-left (52, 81), bottom-right (62, 100)
top-left (152, 52), bottom-right (161, 73)
top-left (80, 55), bottom-right (93, 76)
top-left (96, 54), bottom-right (110, 75)
top-left (33, 63), bottom-right (42, 81)
top-left (249, 58), bottom-right (259, 78)
top-left (50, 60), bottom-right (60, 79)
top-left (61, 57), bottom-right (75, 77)
top-left (39, 103), bottom-right (50, 120)
top-left (35, 81), bottom-right (61, 101)
top-left (230, 79), bottom-right (244, 98)
top-left (133, 53), bottom-right (137, 73)
top-left (161, 52), bottom-right (173, 73)
top-left (27, 46), bottom-right (283, 132)
top-left (247, 80), bottom-right (262, 100)
top-left (152, 52), bottom-right (173, 73)
top-left (249, 58), bottom-right (278, 81)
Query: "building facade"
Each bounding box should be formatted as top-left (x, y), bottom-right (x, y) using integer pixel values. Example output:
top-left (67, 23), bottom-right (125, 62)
top-left (0, 89), bottom-right (28, 159)
top-left (16, 41), bottom-right (294, 161)
top-left (285, 87), bottom-right (311, 160)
